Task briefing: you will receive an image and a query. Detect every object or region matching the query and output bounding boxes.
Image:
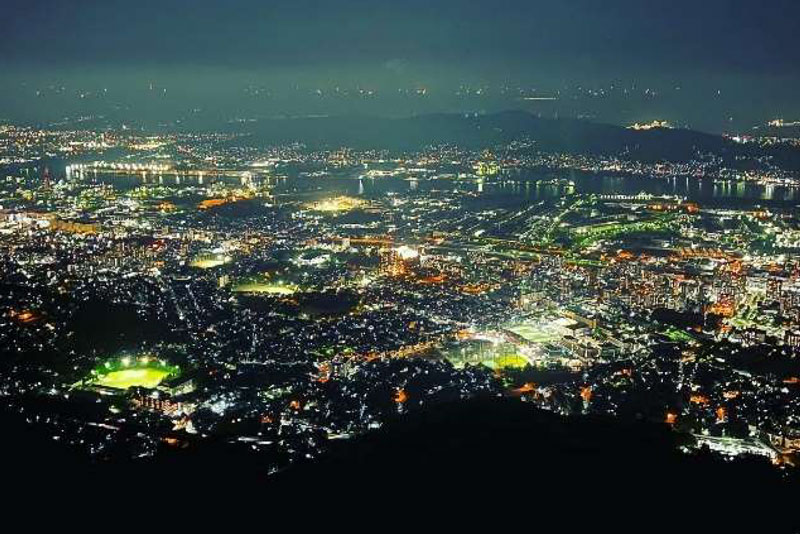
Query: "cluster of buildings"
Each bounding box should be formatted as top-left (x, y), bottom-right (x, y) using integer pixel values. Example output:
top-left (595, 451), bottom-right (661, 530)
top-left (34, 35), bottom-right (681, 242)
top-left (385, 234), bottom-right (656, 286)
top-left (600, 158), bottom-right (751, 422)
top-left (1, 124), bottom-right (800, 472)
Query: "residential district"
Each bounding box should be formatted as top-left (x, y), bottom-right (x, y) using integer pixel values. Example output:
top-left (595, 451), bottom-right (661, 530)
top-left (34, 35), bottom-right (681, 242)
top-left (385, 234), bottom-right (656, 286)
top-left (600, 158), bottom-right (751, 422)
top-left (2, 122), bottom-right (800, 475)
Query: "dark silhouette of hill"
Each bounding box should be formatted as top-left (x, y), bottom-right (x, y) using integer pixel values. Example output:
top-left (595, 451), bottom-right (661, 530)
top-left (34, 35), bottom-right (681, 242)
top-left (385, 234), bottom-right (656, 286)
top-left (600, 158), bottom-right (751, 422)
top-left (235, 111), bottom-right (726, 161)
top-left (273, 399), bottom-right (797, 529)
top-left (2, 399), bottom-right (796, 530)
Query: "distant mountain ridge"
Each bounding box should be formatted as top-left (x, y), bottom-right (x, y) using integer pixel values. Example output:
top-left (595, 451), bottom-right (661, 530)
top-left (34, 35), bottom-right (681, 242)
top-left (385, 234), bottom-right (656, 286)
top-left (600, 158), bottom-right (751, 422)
top-left (231, 110), bottom-right (728, 161)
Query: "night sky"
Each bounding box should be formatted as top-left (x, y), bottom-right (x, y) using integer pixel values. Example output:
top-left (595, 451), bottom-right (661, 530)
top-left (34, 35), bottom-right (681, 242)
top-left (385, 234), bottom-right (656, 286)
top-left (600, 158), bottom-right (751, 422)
top-left (2, 0), bottom-right (799, 131)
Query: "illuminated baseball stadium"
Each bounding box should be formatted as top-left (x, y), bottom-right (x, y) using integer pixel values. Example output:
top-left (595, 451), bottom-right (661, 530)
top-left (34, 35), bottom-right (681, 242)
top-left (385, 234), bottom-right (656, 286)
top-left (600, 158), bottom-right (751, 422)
top-left (504, 320), bottom-right (564, 345)
top-left (305, 196), bottom-right (366, 213)
top-left (190, 253), bottom-right (232, 269)
top-left (443, 338), bottom-right (531, 371)
top-left (84, 356), bottom-right (180, 391)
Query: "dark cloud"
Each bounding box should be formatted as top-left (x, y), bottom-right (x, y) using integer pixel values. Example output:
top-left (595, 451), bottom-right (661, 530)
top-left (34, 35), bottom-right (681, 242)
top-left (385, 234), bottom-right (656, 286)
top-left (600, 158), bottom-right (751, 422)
top-left (2, 0), bottom-right (799, 74)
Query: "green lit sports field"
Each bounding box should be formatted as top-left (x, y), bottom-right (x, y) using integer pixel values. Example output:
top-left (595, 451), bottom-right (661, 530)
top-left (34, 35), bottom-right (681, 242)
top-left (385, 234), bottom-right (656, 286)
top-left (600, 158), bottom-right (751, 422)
top-left (483, 354), bottom-right (530, 370)
top-left (93, 367), bottom-right (172, 389)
